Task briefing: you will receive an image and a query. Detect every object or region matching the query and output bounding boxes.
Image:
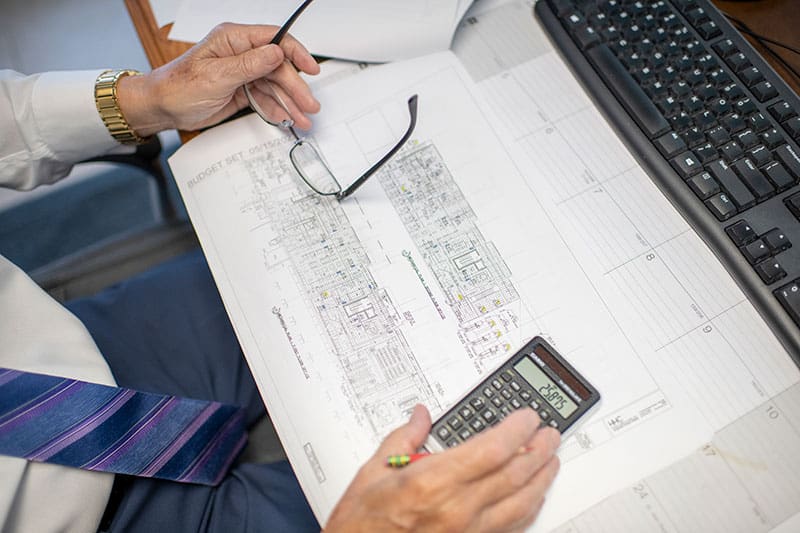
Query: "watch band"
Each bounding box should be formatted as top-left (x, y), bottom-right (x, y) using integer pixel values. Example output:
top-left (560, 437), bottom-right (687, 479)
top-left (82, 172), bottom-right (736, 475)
top-left (94, 69), bottom-right (149, 145)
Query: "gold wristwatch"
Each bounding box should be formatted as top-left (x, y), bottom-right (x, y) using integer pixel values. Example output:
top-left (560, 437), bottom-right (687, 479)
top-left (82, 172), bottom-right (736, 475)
top-left (94, 69), bottom-right (149, 145)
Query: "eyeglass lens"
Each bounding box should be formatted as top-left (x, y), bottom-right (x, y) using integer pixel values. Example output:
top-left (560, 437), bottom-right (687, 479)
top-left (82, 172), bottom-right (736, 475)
top-left (290, 141), bottom-right (341, 196)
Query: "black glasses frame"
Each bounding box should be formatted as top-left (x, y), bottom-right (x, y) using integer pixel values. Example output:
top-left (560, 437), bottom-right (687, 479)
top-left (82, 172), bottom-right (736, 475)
top-left (243, 0), bottom-right (419, 200)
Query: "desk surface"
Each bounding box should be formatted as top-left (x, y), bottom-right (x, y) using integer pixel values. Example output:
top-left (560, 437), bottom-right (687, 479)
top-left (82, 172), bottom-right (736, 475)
top-left (125, 0), bottom-right (800, 137)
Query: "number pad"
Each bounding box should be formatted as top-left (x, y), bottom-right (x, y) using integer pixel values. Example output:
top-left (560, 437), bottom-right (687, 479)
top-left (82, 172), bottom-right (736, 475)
top-left (433, 364), bottom-right (568, 447)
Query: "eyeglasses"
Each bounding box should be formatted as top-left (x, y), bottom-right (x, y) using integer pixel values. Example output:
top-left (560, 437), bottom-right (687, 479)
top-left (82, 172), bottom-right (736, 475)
top-left (243, 0), bottom-right (419, 200)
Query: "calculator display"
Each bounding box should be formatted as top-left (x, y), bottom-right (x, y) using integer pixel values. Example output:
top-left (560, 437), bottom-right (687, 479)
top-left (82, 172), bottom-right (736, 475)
top-left (514, 356), bottom-right (578, 418)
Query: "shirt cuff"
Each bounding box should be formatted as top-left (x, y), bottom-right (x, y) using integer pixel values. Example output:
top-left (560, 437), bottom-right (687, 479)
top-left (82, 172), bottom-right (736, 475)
top-left (32, 70), bottom-right (120, 164)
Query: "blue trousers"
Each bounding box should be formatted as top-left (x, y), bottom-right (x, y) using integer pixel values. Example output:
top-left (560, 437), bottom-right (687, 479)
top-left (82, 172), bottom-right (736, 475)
top-left (66, 249), bottom-right (320, 533)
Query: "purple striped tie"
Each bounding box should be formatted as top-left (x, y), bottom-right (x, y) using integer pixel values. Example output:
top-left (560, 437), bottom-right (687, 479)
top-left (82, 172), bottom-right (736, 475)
top-left (0, 368), bottom-right (247, 486)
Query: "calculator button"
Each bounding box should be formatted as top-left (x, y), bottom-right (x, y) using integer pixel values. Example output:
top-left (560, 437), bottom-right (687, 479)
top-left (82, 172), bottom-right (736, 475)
top-left (482, 387), bottom-right (494, 398)
top-left (548, 420), bottom-right (559, 429)
top-left (500, 389), bottom-right (513, 400)
top-left (491, 379), bottom-right (503, 390)
top-left (469, 418), bottom-right (486, 432)
top-left (500, 405), bottom-right (512, 417)
top-left (501, 371), bottom-right (513, 382)
top-left (446, 439), bottom-right (459, 448)
top-left (481, 409), bottom-right (497, 423)
top-left (491, 396), bottom-right (503, 408)
top-left (436, 426), bottom-right (451, 440)
top-left (529, 400), bottom-right (540, 410)
top-left (539, 410), bottom-right (550, 420)
top-left (519, 390), bottom-right (532, 401)
top-left (447, 416), bottom-right (462, 430)
top-left (458, 428), bottom-right (472, 441)
top-left (470, 397), bottom-right (486, 410)
top-left (458, 406), bottom-right (474, 420)
top-left (510, 380), bottom-right (521, 391)
top-left (510, 398), bottom-right (522, 409)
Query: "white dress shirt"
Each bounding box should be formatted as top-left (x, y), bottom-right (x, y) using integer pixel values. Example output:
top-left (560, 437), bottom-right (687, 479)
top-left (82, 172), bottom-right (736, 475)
top-left (0, 69), bottom-right (122, 533)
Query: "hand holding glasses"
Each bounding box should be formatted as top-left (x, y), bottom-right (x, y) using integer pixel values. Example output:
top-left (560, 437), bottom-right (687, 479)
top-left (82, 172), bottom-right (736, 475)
top-left (243, 0), bottom-right (419, 200)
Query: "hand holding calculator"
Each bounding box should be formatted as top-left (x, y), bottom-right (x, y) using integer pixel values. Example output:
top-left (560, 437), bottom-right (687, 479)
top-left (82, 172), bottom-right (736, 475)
top-left (424, 336), bottom-right (600, 452)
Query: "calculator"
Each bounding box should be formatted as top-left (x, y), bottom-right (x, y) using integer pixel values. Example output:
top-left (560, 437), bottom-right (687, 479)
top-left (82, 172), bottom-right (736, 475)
top-left (423, 336), bottom-right (600, 452)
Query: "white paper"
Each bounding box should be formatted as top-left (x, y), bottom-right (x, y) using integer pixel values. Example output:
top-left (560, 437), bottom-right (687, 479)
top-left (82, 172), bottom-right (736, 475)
top-left (149, 0), bottom-right (183, 28)
top-left (169, 0), bottom-right (473, 62)
top-left (168, 2), bottom-right (800, 530)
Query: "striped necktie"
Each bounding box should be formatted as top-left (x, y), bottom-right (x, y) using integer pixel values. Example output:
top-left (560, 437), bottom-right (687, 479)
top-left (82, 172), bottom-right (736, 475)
top-left (0, 368), bottom-right (247, 486)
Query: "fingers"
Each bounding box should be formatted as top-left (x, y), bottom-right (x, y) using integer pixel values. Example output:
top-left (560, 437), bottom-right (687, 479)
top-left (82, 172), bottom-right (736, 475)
top-left (466, 426), bottom-right (560, 508)
top-left (264, 60), bottom-right (321, 117)
top-left (473, 455), bottom-right (560, 533)
top-left (440, 409), bottom-right (544, 483)
top-left (202, 23), bottom-right (320, 75)
top-left (215, 44), bottom-right (285, 89)
top-left (277, 34), bottom-right (321, 76)
top-left (249, 80), bottom-right (313, 130)
top-left (374, 404), bottom-right (432, 458)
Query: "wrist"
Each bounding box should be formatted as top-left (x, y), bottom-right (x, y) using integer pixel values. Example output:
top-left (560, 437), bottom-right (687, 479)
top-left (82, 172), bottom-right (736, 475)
top-left (116, 71), bottom-right (174, 137)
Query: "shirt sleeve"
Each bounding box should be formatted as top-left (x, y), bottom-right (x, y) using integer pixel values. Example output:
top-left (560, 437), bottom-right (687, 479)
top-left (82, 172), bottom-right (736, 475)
top-left (0, 69), bottom-right (120, 190)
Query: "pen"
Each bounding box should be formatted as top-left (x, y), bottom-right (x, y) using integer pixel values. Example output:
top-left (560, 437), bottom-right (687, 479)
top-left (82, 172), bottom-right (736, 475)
top-left (386, 446), bottom-right (537, 468)
top-left (386, 453), bottom-right (430, 468)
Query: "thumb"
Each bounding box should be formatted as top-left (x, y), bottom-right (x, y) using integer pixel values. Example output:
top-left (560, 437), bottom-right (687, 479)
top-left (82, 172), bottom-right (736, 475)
top-left (219, 43), bottom-right (285, 87)
top-left (376, 404), bottom-right (432, 457)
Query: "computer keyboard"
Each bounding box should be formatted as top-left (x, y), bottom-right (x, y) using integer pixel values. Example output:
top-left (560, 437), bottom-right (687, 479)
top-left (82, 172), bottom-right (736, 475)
top-left (535, 0), bottom-right (800, 364)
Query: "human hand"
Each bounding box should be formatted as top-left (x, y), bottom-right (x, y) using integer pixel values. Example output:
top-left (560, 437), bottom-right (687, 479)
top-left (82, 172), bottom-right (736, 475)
top-left (324, 405), bottom-right (561, 533)
top-left (117, 23), bottom-right (321, 136)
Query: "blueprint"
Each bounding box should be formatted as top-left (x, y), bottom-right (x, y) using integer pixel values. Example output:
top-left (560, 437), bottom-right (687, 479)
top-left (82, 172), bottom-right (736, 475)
top-left (168, 2), bottom-right (800, 530)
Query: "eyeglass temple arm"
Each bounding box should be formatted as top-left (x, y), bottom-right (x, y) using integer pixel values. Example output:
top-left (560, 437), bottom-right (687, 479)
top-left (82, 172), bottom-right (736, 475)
top-left (243, 0), bottom-right (315, 130)
top-left (337, 94), bottom-right (419, 201)
top-left (270, 0), bottom-right (315, 45)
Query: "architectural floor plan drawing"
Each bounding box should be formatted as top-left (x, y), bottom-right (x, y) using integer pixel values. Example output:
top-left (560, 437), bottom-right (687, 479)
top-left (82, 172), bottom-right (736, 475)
top-left (379, 141), bottom-right (524, 371)
top-left (168, 2), bottom-right (800, 530)
top-left (239, 145), bottom-right (440, 442)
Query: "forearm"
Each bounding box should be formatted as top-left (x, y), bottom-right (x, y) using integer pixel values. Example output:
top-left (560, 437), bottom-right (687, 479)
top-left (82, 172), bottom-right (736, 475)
top-left (0, 69), bottom-right (118, 190)
top-left (116, 72), bottom-right (174, 138)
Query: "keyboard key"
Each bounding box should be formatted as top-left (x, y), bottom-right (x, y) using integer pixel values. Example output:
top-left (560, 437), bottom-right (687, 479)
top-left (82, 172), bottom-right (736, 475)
top-left (670, 151), bottom-right (702, 178)
top-left (725, 220), bottom-right (757, 246)
top-left (712, 38), bottom-right (736, 57)
top-left (741, 239), bottom-right (770, 264)
top-left (655, 131), bottom-right (687, 157)
top-left (725, 52), bottom-right (750, 72)
top-left (705, 193), bottom-right (737, 220)
top-left (736, 129), bottom-right (759, 149)
top-left (763, 161), bottom-right (795, 190)
top-left (694, 143), bottom-right (718, 164)
top-left (756, 260), bottom-right (787, 284)
top-left (733, 158), bottom-right (774, 200)
top-left (586, 44), bottom-right (669, 137)
top-left (746, 112), bottom-right (771, 133)
top-left (683, 127), bottom-right (706, 147)
top-left (775, 144), bottom-right (800, 178)
top-left (739, 66), bottom-right (764, 87)
top-left (721, 83), bottom-right (744, 101)
top-left (574, 26), bottom-right (602, 49)
top-left (768, 101), bottom-right (797, 122)
top-left (785, 193), bottom-right (800, 220)
top-left (762, 228), bottom-right (791, 253)
top-left (697, 20), bottom-right (721, 40)
top-left (707, 159), bottom-right (755, 209)
top-left (783, 117), bottom-right (800, 140)
top-left (761, 128), bottom-right (786, 150)
top-left (547, 0), bottom-right (575, 17)
top-left (707, 126), bottom-right (730, 146)
top-left (720, 141), bottom-right (744, 162)
top-left (688, 172), bottom-right (720, 199)
top-left (749, 145), bottom-right (773, 167)
top-left (752, 80), bottom-right (778, 102)
top-left (722, 113), bottom-right (746, 133)
top-left (775, 281), bottom-right (800, 325)
top-left (735, 98), bottom-right (757, 115)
